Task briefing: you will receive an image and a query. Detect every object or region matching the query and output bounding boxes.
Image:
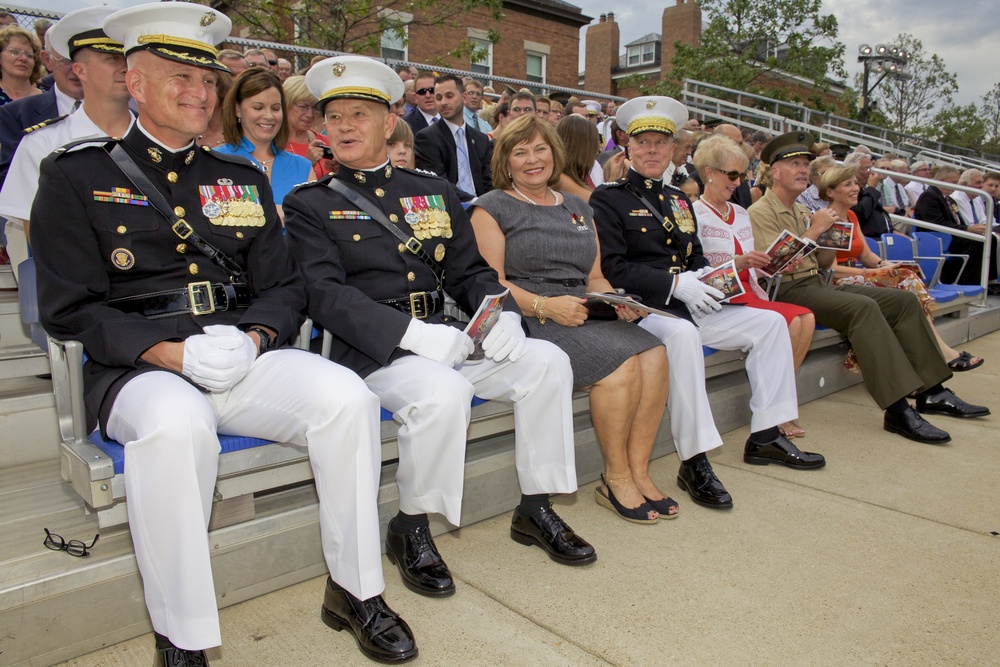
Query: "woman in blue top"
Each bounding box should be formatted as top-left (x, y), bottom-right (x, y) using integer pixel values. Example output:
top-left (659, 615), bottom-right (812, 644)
top-left (215, 67), bottom-right (311, 222)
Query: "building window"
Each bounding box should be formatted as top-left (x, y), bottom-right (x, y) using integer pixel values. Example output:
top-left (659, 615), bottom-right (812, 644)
top-left (381, 22), bottom-right (407, 61)
top-left (626, 43), bottom-right (656, 67)
top-left (470, 37), bottom-right (492, 76)
top-left (526, 52), bottom-right (545, 84)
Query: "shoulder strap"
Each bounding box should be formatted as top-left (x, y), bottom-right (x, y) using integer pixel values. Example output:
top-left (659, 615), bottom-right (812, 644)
top-left (107, 143), bottom-right (245, 280)
top-left (624, 181), bottom-right (674, 233)
top-left (326, 176), bottom-right (445, 287)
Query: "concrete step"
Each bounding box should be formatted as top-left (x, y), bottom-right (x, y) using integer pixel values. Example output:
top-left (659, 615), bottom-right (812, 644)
top-left (0, 264), bottom-right (15, 289)
top-left (0, 291), bottom-right (33, 349)
top-left (0, 342), bottom-right (50, 381)
top-left (0, 375), bottom-right (59, 466)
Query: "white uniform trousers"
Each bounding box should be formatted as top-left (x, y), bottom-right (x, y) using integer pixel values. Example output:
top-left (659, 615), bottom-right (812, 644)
top-left (689, 305), bottom-right (798, 431)
top-left (638, 314), bottom-right (722, 461)
top-left (364, 338), bottom-right (577, 527)
top-left (106, 349), bottom-right (383, 651)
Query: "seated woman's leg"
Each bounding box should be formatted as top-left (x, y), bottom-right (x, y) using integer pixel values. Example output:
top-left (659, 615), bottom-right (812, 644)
top-left (787, 312), bottom-right (815, 372)
top-left (588, 355), bottom-right (658, 521)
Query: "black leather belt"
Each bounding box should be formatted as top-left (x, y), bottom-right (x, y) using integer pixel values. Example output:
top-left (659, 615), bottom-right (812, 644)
top-left (378, 290), bottom-right (444, 319)
top-left (507, 276), bottom-right (586, 287)
top-left (109, 281), bottom-right (253, 319)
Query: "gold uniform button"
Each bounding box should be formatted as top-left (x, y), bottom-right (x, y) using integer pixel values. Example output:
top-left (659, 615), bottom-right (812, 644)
top-left (398, 243), bottom-right (406, 252)
top-left (189, 263), bottom-right (199, 275)
top-left (667, 238), bottom-right (673, 245)
top-left (672, 255), bottom-right (678, 262)
top-left (641, 227), bottom-right (647, 232)
top-left (174, 206), bottom-right (185, 217)
top-left (167, 172), bottom-right (178, 183)
top-left (116, 225), bottom-right (127, 234)
top-left (236, 231), bottom-right (244, 239)
top-left (375, 188), bottom-right (385, 197)
top-left (389, 214), bottom-right (398, 222)
top-left (176, 243), bottom-right (187, 254)
top-left (659, 194), bottom-right (664, 201)
top-left (353, 233), bottom-right (361, 241)
top-left (406, 271), bottom-right (416, 282)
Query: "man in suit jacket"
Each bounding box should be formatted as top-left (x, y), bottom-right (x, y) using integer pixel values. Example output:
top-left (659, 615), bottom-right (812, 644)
top-left (401, 71), bottom-right (438, 132)
top-left (414, 74), bottom-right (492, 201)
top-left (0, 36), bottom-right (85, 188)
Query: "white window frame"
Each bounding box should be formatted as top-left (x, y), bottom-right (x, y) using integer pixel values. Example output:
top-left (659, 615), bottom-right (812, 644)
top-left (525, 51), bottom-right (546, 84)
top-left (379, 9), bottom-right (412, 62)
top-left (469, 28), bottom-right (492, 77)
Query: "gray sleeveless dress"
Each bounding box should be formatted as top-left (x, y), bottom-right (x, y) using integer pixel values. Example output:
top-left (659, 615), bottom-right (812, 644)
top-left (474, 190), bottom-right (662, 389)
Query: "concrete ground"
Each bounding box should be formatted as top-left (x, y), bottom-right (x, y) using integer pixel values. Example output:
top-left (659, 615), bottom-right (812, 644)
top-left (56, 333), bottom-right (1000, 667)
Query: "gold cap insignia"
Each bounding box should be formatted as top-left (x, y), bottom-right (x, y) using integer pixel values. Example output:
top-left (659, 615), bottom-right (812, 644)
top-left (332, 63), bottom-right (346, 76)
top-left (200, 12), bottom-right (216, 27)
top-left (645, 100), bottom-right (656, 109)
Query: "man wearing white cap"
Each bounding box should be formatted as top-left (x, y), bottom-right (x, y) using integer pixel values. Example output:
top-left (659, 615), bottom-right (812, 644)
top-left (30, 4), bottom-right (416, 665)
top-left (592, 97), bottom-right (826, 512)
top-left (0, 7), bottom-right (133, 245)
top-left (284, 56), bottom-right (594, 603)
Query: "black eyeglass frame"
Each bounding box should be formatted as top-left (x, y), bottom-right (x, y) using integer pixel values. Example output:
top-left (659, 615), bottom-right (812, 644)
top-left (43, 528), bottom-right (100, 557)
top-left (414, 87), bottom-right (435, 96)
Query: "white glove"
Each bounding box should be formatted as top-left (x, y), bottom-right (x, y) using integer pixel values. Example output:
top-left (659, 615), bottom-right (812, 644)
top-left (672, 271), bottom-right (724, 316)
top-left (398, 318), bottom-right (474, 367)
top-left (482, 311), bottom-right (526, 363)
top-left (181, 324), bottom-right (258, 392)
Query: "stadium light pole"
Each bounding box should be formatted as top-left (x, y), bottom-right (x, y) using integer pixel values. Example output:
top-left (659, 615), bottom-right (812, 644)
top-left (857, 43), bottom-right (908, 124)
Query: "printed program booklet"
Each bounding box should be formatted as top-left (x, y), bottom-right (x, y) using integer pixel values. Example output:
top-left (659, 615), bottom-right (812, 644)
top-left (760, 230), bottom-right (818, 275)
top-left (699, 260), bottom-right (745, 301)
top-left (814, 220), bottom-right (854, 250)
top-left (463, 289), bottom-right (509, 362)
top-left (585, 292), bottom-right (679, 319)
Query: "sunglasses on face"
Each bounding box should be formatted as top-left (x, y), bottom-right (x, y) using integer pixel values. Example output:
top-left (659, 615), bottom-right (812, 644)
top-left (714, 168), bottom-right (744, 182)
top-left (415, 87), bottom-right (435, 96)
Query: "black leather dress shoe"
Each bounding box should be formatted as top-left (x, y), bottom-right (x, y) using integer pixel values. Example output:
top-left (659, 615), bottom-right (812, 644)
top-left (744, 434), bottom-right (826, 469)
top-left (385, 524), bottom-right (455, 597)
top-left (154, 633), bottom-right (209, 667)
top-left (884, 405), bottom-right (951, 444)
top-left (321, 578), bottom-right (418, 664)
top-left (676, 458), bottom-right (733, 509)
top-left (916, 387), bottom-right (991, 418)
top-left (510, 505), bottom-right (597, 566)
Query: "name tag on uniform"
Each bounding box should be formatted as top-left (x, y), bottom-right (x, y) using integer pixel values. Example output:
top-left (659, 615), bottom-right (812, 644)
top-left (329, 210), bottom-right (372, 220)
top-left (93, 187), bottom-right (148, 206)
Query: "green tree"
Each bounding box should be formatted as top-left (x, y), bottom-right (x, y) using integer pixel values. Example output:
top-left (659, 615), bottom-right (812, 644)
top-left (659, 0), bottom-right (846, 99)
top-left (861, 33), bottom-right (957, 134)
top-left (913, 104), bottom-right (985, 151)
top-left (979, 81), bottom-right (1000, 153)
top-left (220, 0), bottom-right (503, 64)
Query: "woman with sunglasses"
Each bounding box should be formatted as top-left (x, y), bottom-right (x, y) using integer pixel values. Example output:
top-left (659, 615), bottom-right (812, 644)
top-left (593, 99), bottom-right (824, 511)
top-left (692, 135), bottom-right (816, 438)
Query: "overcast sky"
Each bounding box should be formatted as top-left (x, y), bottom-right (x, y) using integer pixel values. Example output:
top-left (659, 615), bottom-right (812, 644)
top-left (29, 0), bottom-right (996, 106)
top-left (572, 0), bottom-right (998, 107)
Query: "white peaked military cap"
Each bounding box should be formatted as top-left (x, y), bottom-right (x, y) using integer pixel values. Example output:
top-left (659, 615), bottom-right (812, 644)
top-left (49, 7), bottom-right (123, 60)
top-left (615, 96), bottom-right (688, 137)
top-left (581, 100), bottom-right (601, 116)
top-left (305, 56), bottom-right (406, 111)
top-left (103, 2), bottom-right (232, 72)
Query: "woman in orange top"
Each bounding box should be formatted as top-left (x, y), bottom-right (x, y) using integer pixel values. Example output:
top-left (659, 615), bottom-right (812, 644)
top-left (822, 165), bottom-right (982, 371)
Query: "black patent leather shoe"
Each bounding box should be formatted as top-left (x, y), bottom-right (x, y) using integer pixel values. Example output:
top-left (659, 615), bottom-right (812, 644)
top-left (321, 578), bottom-right (418, 664)
top-left (883, 406), bottom-right (951, 444)
top-left (744, 434), bottom-right (826, 469)
top-left (510, 505), bottom-right (597, 566)
top-left (676, 457), bottom-right (733, 509)
top-left (916, 387), bottom-right (991, 418)
top-left (154, 633), bottom-right (209, 667)
top-left (385, 524), bottom-right (455, 597)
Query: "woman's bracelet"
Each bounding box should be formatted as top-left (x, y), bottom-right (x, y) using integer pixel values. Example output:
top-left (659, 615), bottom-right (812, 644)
top-left (537, 296), bottom-right (548, 324)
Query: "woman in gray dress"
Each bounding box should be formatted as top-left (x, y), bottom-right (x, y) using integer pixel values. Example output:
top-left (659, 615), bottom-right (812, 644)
top-left (470, 115), bottom-right (676, 524)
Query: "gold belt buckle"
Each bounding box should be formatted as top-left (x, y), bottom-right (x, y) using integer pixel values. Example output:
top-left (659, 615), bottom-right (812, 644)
top-left (404, 237), bottom-right (422, 254)
top-left (409, 291), bottom-right (430, 319)
top-left (668, 266), bottom-right (682, 274)
top-left (187, 281), bottom-right (215, 315)
top-left (173, 219), bottom-right (194, 239)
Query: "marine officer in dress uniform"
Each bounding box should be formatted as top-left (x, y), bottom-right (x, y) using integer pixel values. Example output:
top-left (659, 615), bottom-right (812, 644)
top-left (591, 96), bottom-right (826, 512)
top-left (31, 4), bottom-right (416, 665)
top-left (748, 131), bottom-right (990, 444)
top-left (284, 56), bottom-right (595, 602)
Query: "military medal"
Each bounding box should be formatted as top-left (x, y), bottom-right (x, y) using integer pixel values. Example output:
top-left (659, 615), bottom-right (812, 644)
top-left (434, 244), bottom-right (446, 261)
top-left (400, 195), bottom-right (452, 240)
top-left (198, 184), bottom-right (266, 226)
top-left (670, 196), bottom-right (696, 234)
top-left (93, 187), bottom-right (149, 206)
top-left (202, 200), bottom-right (221, 218)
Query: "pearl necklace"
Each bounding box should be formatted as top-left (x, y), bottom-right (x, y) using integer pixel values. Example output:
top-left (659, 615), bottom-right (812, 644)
top-left (512, 183), bottom-right (561, 206)
top-left (701, 197), bottom-right (731, 220)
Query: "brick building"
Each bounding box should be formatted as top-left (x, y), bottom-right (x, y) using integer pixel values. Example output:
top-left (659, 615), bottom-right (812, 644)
top-left (217, 0), bottom-right (590, 90)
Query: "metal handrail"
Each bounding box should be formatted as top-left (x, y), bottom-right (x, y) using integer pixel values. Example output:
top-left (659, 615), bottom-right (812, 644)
top-left (876, 168), bottom-right (994, 307)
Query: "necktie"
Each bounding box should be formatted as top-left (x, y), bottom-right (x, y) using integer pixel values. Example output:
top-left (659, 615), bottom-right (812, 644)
top-left (71, 99), bottom-right (81, 113)
top-left (971, 198), bottom-right (979, 224)
top-left (895, 184), bottom-right (905, 209)
top-left (455, 126), bottom-right (476, 196)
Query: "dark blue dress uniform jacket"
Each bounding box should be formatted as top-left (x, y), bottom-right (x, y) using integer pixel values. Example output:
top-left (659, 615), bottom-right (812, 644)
top-left (31, 126), bottom-right (306, 432)
top-left (283, 163), bottom-right (515, 378)
top-left (591, 169), bottom-right (710, 322)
